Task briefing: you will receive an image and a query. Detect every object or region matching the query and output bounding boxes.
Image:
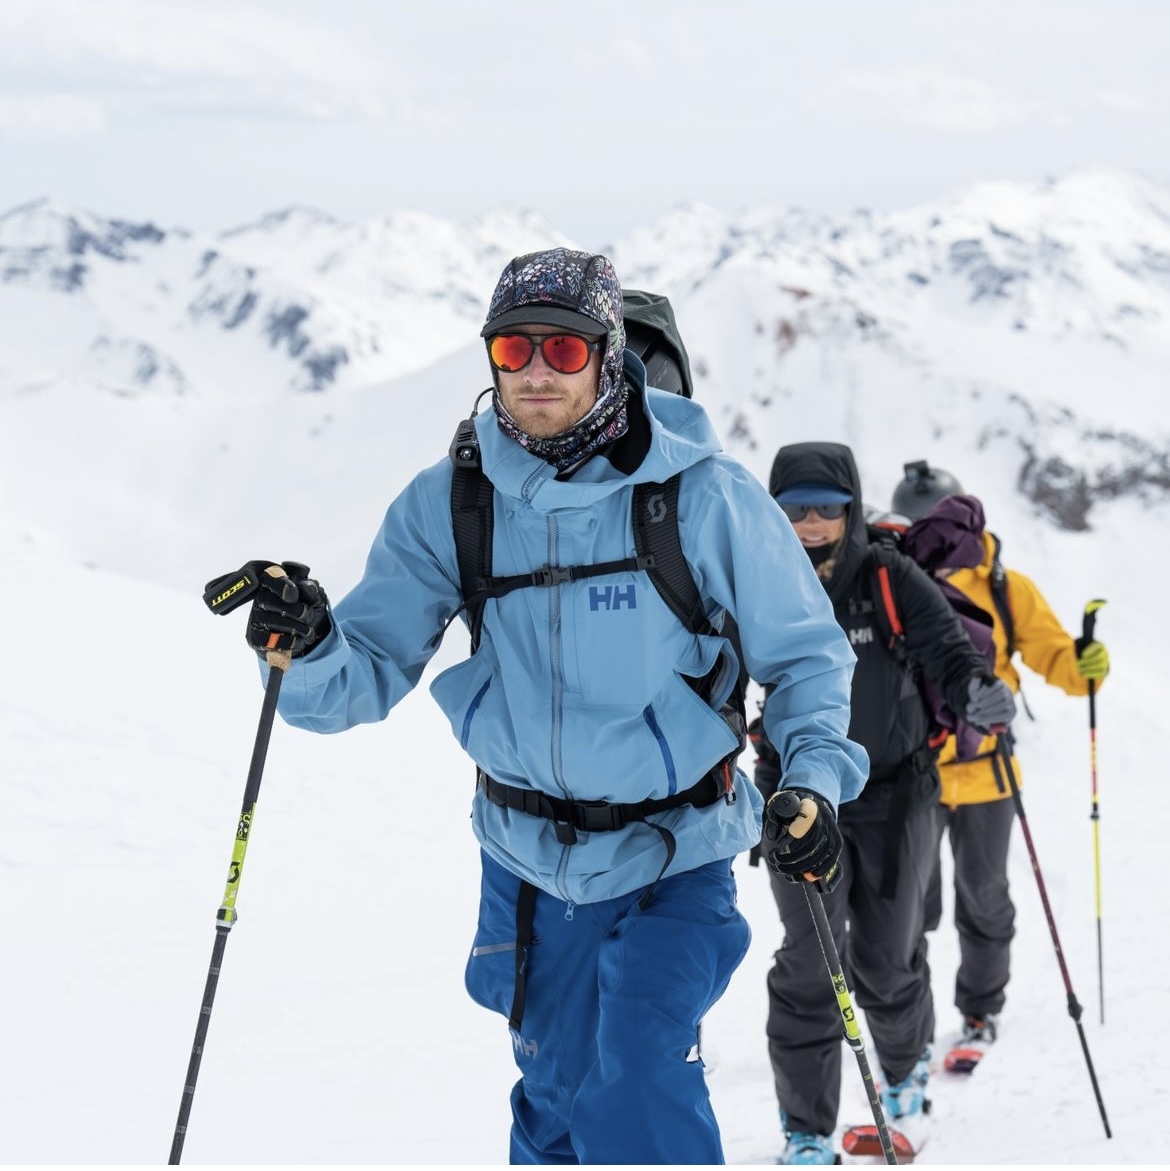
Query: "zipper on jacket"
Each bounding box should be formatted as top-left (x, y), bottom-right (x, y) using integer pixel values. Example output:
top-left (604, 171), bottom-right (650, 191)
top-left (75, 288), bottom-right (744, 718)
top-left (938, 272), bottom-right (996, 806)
top-left (546, 513), bottom-right (571, 800)
top-left (643, 704), bottom-right (679, 795)
top-left (544, 511), bottom-right (578, 904)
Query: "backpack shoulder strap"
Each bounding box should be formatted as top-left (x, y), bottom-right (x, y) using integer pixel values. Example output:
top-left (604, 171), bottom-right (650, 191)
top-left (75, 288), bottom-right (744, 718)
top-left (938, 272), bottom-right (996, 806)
top-left (632, 475), bottom-right (714, 637)
top-left (865, 542), bottom-right (906, 659)
top-left (988, 532), bottom-right (1015, 657)
top-left (449, 415), bottom-right (494, 653)
top-left (633, 475), bottom-right (747, 732)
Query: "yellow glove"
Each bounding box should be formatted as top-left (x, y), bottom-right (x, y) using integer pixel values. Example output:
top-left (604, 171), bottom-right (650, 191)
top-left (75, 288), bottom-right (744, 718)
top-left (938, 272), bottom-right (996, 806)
top-left (1075, 640), bottom-right (1110, 681)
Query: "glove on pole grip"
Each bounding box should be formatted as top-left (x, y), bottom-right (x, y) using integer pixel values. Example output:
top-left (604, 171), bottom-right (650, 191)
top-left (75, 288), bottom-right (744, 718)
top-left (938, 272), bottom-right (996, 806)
top-left (768, 789), bottom-right (840, 892)
top-left (203, 561), bottom-right (303, 670)
top-left (771, 788), bottom-right (818, 838)
top-left (1080, 597), bottom-right (1106, 652)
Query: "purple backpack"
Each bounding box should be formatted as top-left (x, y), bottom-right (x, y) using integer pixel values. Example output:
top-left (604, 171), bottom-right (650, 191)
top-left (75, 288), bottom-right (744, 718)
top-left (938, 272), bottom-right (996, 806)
top-left (868, 508), bottom-right (999, 760)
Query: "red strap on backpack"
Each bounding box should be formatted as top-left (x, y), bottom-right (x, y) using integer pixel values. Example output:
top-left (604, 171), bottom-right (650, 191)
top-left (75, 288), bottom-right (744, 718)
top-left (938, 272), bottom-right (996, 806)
top-left (875, 564), bottom-right (903, 646)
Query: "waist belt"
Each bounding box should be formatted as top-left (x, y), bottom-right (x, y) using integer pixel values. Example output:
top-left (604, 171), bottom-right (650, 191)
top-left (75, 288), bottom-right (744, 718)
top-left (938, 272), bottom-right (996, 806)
top-left (869, 745), bottom-right (935, 785)
top-left (939, 727), bottom-right (1015, 768)
top-left (478, 757), bottom-right (736, 846)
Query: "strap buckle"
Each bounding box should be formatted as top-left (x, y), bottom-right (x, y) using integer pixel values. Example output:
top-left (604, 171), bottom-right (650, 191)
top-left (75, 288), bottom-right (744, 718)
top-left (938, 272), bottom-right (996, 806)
top-left (534, 565), bottom-right (574, 587)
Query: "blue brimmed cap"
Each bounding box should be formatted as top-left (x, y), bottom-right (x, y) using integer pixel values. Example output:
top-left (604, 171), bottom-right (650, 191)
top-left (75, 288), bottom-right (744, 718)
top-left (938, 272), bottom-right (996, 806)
top-left (774, 481), bottom-right (853, 506)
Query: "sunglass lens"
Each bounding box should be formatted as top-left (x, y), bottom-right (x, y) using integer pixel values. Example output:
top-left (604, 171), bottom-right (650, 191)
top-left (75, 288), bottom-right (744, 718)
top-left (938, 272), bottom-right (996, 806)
top-left (489, 335), bottom-right (535, 372)
top-left (542, 334), bottom-right (591, 374)
top-left (781, 502), bottom-right (846, 522)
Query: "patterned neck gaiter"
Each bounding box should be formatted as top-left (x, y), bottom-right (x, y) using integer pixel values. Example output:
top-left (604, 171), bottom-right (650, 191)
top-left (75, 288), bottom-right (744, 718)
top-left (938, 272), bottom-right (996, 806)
top-left (493, 376), bottom-right (630, 471)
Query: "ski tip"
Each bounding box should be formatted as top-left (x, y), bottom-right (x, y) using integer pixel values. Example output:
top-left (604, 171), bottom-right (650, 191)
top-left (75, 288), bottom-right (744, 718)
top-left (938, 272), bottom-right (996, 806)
top-left (943, 1046), bottom-right (984, 1074)
top-left (841, 1124), bottom-right (919, 1162)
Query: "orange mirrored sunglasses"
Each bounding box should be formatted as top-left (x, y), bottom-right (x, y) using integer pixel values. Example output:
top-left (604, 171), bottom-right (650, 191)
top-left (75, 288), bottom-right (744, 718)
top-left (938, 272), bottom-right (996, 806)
top-left (488, 332), bottom-right (604, 375)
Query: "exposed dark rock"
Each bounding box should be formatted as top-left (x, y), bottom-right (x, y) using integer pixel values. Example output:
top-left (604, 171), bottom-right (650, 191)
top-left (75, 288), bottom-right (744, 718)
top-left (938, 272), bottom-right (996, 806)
top-left (265, 305), bottom-right (311, 357)
top-left (302, 347), bottom-right (349, 390)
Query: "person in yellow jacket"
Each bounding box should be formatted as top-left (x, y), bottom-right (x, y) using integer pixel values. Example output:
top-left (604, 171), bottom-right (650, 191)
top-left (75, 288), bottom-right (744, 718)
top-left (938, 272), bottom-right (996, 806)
top-left (892, 466), bottom-right (1110, 1053)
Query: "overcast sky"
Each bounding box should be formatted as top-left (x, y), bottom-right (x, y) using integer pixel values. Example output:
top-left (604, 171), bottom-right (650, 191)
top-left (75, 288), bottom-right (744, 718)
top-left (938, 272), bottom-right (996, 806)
top-left (3, 0), bottom-right (1168, 245)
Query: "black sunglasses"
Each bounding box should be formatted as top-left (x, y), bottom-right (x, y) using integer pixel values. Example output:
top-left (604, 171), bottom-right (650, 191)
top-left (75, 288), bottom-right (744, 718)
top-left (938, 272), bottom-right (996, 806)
top-left (780, 502), bottom-right (848, 523)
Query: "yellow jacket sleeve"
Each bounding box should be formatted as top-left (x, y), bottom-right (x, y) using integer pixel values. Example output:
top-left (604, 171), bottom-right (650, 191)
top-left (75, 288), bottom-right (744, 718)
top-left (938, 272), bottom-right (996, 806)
top-left (935, 531), bottom-right (1095, 805)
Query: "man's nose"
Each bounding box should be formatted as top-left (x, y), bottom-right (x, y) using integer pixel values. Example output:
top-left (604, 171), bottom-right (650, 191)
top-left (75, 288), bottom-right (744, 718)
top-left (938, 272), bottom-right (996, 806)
top-left (523, 348), bottom-right (557, 379)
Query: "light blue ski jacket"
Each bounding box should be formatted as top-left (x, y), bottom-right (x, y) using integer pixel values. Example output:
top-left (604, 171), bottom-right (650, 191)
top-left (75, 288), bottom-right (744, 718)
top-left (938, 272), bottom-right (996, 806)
top-left (271, 369), bottom-right (867, 903)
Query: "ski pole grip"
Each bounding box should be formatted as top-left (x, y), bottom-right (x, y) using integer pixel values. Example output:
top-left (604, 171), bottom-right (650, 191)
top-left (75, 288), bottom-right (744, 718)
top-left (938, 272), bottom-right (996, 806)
top-left (1080, 597), bottom-right (1106, 650)
top-left (265, 647), bottom-right (293, 672)
top-left (281, 561), bottom-right (312, 583)
top-left (770, 788), bottom-right (811, 833)
top-left (768, 789), bottom-right (838, 893)
top-left (258, 565), bottom-right (295, 672)
top-left (202, 562), bottom-right (299, 672)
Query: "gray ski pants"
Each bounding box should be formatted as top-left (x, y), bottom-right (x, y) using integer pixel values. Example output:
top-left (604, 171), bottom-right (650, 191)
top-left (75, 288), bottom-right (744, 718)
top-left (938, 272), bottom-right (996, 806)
top-left (925, 796), bottom-right (1017, 1018)
top-left (764, 806), bottom-right (937, 1137)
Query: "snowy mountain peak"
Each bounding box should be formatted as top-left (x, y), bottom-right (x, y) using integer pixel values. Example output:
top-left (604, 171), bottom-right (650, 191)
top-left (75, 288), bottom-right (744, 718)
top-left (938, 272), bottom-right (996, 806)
top-left (0, 197), bottom-right (171, 290)
top-left (2, 172), bottom-right (1169, 535)
top-left (221, 205), bottom-right (341, 236)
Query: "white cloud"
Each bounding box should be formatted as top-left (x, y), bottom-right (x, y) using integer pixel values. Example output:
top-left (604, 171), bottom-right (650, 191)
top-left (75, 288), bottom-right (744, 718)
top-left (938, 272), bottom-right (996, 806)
top-left (0, 0), bottom-right (394, 121)
top-left (829, 69), bottom-right (1038, 132)
top-left (1096, 88), bottom-right (1151, 114)
top-left (0, 93), bottom-right (106, 139)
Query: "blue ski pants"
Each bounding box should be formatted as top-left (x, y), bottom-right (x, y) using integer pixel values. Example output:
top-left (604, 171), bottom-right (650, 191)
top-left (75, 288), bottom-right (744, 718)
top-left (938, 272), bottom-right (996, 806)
top-left (464, 851), bottom-right (751, 1164)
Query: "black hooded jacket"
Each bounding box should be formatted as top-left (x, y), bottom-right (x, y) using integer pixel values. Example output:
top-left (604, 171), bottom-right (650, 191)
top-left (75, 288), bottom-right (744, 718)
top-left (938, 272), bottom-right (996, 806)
top-left (758, 441), bottom-right (989, 822)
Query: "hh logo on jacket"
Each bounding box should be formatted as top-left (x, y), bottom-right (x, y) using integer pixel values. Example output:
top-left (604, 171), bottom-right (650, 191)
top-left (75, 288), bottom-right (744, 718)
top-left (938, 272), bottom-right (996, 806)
top-left (848, 624), bottom-right (874, 646)
top-left (589, 584), bottom-right (637, 611)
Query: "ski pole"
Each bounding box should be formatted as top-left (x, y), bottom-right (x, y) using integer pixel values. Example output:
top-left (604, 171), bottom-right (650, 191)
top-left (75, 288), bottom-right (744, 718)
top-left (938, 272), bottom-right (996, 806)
top-left (995, 736), bottom-right (1112, 1139)
top-left (770, 791), bottom-right (899, 1165)
top-left (1080, 598), bottom-right (1107, 1025)
top-left (169, 563), bottom-right (300, 1164)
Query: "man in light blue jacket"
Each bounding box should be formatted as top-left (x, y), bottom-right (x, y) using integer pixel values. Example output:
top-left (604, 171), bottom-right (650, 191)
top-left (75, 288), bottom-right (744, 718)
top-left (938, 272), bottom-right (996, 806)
top-left (238, 248), bottom-right (867, 1164)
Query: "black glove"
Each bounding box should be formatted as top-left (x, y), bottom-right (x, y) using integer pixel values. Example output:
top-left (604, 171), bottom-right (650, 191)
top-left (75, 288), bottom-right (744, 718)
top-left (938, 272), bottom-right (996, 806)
top-left (762, 788), bottom-right (843, 891)
top-left (964, 676), bottom-right (1016, 733)
top-left (242, 560), bottom-right (331, 657)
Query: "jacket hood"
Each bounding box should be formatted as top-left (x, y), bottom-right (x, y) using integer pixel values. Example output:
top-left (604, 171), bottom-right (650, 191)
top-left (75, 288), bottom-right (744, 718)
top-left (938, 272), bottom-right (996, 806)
top-left (769, 441), bottom-right (869, 604)
top-left (473, 351), bottom-right (720, 510)
top-left (902, 493), bottom-right (987, 573)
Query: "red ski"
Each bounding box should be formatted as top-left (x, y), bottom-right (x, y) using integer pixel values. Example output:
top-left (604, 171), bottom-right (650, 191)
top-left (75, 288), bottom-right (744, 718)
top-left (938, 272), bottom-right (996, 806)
top-left (943, 1042), bottom-right (986, 1074)
top-left (841, 1110), bottom-right (930, 1162)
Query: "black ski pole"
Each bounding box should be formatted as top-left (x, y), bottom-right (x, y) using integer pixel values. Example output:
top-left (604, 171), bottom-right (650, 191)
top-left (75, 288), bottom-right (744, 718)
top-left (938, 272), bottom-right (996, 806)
top-left (1080, 598), bottom-right (1107, 1025)
top-left (770, 791), bottom-right (899, 1165)
top-left (169, 563), bottom-right (300, 1164)
top-left (996, 736), bottom-right (1112, 1139)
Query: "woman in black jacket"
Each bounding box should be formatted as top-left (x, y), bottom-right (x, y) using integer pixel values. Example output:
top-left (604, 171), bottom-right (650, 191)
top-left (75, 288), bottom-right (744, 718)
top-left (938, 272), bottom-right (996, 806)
top-left (754, 441), bottom-right (1015, 1164)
